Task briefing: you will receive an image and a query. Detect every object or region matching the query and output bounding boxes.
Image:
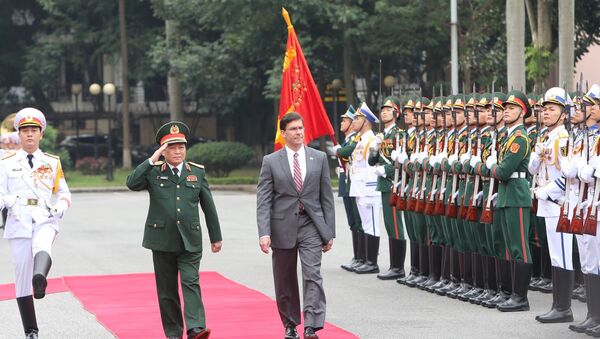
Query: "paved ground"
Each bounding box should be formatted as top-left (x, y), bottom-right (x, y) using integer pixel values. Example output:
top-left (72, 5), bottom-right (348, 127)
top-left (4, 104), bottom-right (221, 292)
top-left (0, 190), bottom-right (586, 338)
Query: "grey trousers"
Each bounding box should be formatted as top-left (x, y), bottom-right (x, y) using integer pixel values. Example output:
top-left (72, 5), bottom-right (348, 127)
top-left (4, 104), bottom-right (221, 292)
top-left (272, 215), bottom-right (326, 330)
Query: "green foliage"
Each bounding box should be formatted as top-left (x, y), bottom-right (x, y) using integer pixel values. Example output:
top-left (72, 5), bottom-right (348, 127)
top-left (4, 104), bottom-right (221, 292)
top-left (40, 125), bottom-right (72, 168)
top-left (186, 142), bottom-right (254, 177)
top-left (525, 45), bottom-right (555, 85)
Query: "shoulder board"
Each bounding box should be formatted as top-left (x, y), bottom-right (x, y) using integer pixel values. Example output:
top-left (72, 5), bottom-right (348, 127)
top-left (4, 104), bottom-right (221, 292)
top-left (558, 130), bottom-right (569, 138)
top-left (154, 160), bottom-right (164, 166)
top-left (515, 130), bottom-right (523, 138)
top-left (43, 152), bottom-right (60, 159)
top-left (1, 151), bottom-right (16, 160)
top-left (188, 161), bottom-right (205, 169)
top-left (353, 135), bottom-right (361, 142)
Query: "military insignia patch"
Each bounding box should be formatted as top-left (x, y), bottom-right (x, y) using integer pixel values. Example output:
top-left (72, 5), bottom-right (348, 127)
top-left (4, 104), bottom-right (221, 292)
top-left (560, 146), bottom-right (568, 157)
top-left (515, 130), bottom-right (522, 137)
top-left (170, 124), bottom-right (180, 134)
top-left (510, 143), bottom-right (520, 154)
top-left (186, 175), bottom-right (198, 182)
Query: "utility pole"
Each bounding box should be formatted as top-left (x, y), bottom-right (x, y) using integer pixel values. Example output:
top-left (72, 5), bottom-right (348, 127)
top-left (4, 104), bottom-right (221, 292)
top-left (118, 0), bottom-right (132, 169)
top-left (166, 20), bottom-right (184, 121)
top-left (450, 0), bottom-right (458, 95)
top-left (506, 0), bottom-right (526, 91)
top-left (558, 0), bottom-right (575, 92)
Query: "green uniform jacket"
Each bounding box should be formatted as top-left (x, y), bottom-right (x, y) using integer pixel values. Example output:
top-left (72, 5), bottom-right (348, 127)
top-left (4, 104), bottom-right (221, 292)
top-left (126, 159), bottom-right (223, 253)
top-left (338, 132), bottom-right (359, 197)
top-left (368, 125), bottom-right (402, 193)
top-left (490, 125), bottom-right (531, 208)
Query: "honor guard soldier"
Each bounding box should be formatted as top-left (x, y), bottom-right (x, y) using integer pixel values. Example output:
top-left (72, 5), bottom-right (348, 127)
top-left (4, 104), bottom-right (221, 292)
top-left (334, 106), bottom-right (365, 272)
top-left (127, 121), bottom-right (222, 339)
top-left (481, 90), bottom-right (533, 312)
top-left (349, 103), bottom-right (382, 274)
top-left (368, 96), bottom-right (407, 280)
top-left (574, 83), bottom-right (600, 335)
top-left (0, 107), bottom-right (71, 339)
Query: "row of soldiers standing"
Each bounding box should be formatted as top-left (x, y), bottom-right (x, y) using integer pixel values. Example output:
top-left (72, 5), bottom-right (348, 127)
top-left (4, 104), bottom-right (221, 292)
top-left (335, 84), bottom-right (600, 336)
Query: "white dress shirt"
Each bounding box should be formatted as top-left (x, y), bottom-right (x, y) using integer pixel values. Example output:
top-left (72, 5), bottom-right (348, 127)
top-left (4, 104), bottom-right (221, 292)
top-left (285, 145), bottom-right (306, 182)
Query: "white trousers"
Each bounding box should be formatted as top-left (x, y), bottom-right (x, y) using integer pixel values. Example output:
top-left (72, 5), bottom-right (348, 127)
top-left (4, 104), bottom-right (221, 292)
top-left (8, 225), bottom-right (56, 298)
top-left (544, 216), bottom-right (573, 270)
top-left (356, 196), bottom-right (381, 237)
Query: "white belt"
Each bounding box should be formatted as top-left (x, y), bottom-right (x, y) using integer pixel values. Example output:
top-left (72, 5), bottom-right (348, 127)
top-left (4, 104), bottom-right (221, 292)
top-left (18, 197), bottom-right (48, 207)
top-left (510, 172), bottom-right (527, 179)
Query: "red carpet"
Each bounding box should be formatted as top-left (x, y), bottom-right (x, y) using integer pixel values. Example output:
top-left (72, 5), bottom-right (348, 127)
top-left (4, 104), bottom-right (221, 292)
top-left (1, 272), bottom-right (358, 339)
top-left (0, 277), bottom-right (68, 301)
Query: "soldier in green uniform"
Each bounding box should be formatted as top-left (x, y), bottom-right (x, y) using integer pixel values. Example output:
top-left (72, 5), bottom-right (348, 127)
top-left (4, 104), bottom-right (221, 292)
top-left (335, 106), bottom-right (365, 272)
top-left (482, 90), bottom-right (533, 312)
top-left (368, 96), bottom-right (407, 280)
top-left (126, 121), bottom-right (222, 339)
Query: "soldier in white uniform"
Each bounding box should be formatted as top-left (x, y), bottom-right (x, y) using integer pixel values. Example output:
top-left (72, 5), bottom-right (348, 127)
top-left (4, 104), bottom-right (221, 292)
top-left (0, 108), bottom-right (71, 339)
top-left (529, 88), bottom-right (574, 323)
top-left (349, 102), bottom-right (382, 274)
top-left (573, 84), bottom-right (600, 334)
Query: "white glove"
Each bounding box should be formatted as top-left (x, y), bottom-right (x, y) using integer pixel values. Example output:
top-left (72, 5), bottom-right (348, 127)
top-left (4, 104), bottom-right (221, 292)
top-left (439, 151), bottom-right (448, 160)
top-left (448, 154), bottom-right (458, 165)
top-left (335, 166), bottom-right (341, 179)
top-left (581, 199), bottom-right (592, 210)
top-left (490, 192), bottom-right (498, 205)
top-left (590, 156), bottom-right (600, 171)
top-left (534, 143), bottom-right (544, 157)
top-left (375, 166), bottom-right (386, 177)
top-left (2, 195), bottom-right (17, 209)
top-left (410, 153), bottom-right (418, 163)
top-left (333, 144), bottom-right (342, 153)
top-left (595, 199), bottom-right (600, 208)
top-left (579, 165), bottom-right (596, 183)
top-left (460, 153), bottom-right (470, 164)
top-left (398, 152), bottom-right (409, 164)
top-left (439, 188), bottom-right (446, 197)
top-left (534, 187), bottom-right (549, 201)
top-left (374, 134), bottom-right (384, 146)
top-left (391, 149), bottom-right (400, 161)
top-left (50, 200), bottom-right (69, 218)
top-left (430, 188), bottom-right (438, 196)
top-left (470, 155), bottom-right (482, 168)
top-left (485, 154), bottom-right (497, 170)
top-left (452, 191), bottom-right (459, 201)
top-left (560, 157), bottom-right (577, 179)
top-left (475, 191), bottom-right (483, 205)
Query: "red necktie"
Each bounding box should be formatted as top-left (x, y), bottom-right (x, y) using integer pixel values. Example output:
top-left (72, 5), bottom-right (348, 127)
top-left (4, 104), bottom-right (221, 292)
top-left (293, 153), bottom-right (304, 210)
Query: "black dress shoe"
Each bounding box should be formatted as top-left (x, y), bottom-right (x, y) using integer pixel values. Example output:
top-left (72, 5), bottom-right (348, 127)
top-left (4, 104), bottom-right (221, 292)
top-left (187, 327), bottom-right (210, 339)
top-left (529, 277), bottom-right (541, 291)
top-left (354, 262), bottom-right (379, 274)
top-left (537, 280), bottom-right (552, 294)
top-left (585, 323), bottom-right (600, 337)
top-left (303, 327), bottom-right (319, 339)
top-left (341, 258), bottom-right (359, 272)
top-left (25, 330), bottom-right (38, 339)
top-left (167, 336), bottom-right (182, 339)
top-left (496, 295), bottom-right (529, 312)
top-left (377, 268), bottom-right (405, 280)
top-left (570, 316), bottom-right (600, 333)
top-left (285, 326), bottom-right (299, 339)
top-left (573, 285), bottom-right (586, 302)
top-left (482, 291), bottom-right (509, 308)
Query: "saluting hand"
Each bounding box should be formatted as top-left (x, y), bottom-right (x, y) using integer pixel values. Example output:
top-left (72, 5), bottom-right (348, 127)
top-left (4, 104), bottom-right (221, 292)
top-left (150, 143), bottom-right (169, 163)
top-left (211, 241), bottom-right (222, 253)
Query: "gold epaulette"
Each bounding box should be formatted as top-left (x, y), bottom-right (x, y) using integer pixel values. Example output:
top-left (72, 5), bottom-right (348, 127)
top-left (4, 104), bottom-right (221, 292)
top-left (558, 130), bottom-right (569, 138)
top-left (154, 160), bottom-right (164, 165)
top-left (44, 152), bottom-right (59, 159)
top-left (353, 135), bottom-right (361, 142)
top-left (189, 161), bottom-right (205, 169)
top-left (1, 151), bottom-right (16, 160)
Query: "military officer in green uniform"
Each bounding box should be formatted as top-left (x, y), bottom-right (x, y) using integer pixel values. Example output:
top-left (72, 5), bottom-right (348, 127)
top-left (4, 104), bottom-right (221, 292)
top-left (368, 96), bottom-right (407, 280)
top-left (334, 106), bottom-right (365, 272)
top-left (126, 121), bottom-right (222, 339)
top-left (481, 90), bottom-right (533, 312)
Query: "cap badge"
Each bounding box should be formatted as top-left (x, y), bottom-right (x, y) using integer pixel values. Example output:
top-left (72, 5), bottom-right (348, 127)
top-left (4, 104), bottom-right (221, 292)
top-left (170, 125), bottom-right (179, 134)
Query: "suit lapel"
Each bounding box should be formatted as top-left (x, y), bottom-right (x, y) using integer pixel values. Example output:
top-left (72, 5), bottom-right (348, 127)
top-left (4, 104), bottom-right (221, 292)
top-left (302, 147), bottom-right (316, 193)
top-left (277, 148), bottom-right (298, 192)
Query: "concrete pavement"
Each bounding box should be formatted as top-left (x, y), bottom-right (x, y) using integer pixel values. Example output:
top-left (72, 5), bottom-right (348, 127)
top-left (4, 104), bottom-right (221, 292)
top-left (0, 191), bottom-right (584, 338)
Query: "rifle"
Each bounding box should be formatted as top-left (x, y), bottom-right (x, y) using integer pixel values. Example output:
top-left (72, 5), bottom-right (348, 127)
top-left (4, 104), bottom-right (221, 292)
top-left (571, 75), bottom-right (587, 234)
top-left (446, 95), bottom-right (461, 219)
top-left (396, 103), bottom-right (409, 211)
top-left (434, 96), bottom-right (451, 215)
top-left (460, 85), bottom-right (476, 219)
top-left (556, 83), bottom-right (574, 233)
top-left (407, 98), bottom-right (422, 211)
top-left (466, 88), bottom-right (482, 222)
top-left (584, 81), bottom-right (599, 236)
top-left (416, 104), bottom-right (431, 213)
top-left (530, 96), bottom-right (541, 215)
top-left (388, 95), bottom-right (402, 207)
top-left (480, 81), bottom-right (497, 224)
top-left (425, 97), bottom-right (441, 215)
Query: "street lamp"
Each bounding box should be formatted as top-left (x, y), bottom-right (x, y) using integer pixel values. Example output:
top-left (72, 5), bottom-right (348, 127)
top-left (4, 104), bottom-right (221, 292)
top-left (384, 75), bottom-right (397, 96)
top-left (71, 83), bottom-right (82, 162)
top-left (331, 78), bottom-right (343, 142)
top-left (103, 83), bottom-right (116, 181)
top-left (89, 83), bottom-right (101, 159)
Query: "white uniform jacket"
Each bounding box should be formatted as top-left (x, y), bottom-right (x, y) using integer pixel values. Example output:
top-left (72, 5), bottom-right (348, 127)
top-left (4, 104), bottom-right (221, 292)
top-left (0, 149), bottom-right (71, 239)
top-left (349, 130), bottom-right (380, 197)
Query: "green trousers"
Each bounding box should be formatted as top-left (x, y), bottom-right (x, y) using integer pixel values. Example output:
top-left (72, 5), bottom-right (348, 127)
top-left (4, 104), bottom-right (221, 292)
top-left (381, 192), bottom-right (405, 240)
top-left (411, 211), bottom-right (428, 244)
top-left (500, 207), bottom-right (532, 263)
top-left (343, 196), bottom-right (363, 232)
top-left (152, 250), bottom-right (205, 337)
top-left (528, 215), bottom-right (546, 248)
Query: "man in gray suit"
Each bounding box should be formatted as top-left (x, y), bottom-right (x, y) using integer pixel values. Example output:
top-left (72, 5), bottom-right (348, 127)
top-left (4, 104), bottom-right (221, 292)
top-left (257, 112), bottom-right (335, 339)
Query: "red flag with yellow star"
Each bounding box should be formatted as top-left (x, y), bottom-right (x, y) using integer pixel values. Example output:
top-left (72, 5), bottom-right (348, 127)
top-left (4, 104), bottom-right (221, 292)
top-left (274, 7), bottom-right (334, 150)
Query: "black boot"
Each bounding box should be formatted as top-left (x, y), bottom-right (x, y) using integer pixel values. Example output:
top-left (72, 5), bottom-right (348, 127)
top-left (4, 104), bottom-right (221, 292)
top-left (349, 231), bottom-right (366, 271)
top-left (32, 251), bottom-right (52, 299)
top-left (472, 255), bottom-right (497, 305)
top-left (573, 256), bottom-right (586, 302)
top-left (483, 258), bottom-right (511, 308)
top-left (574, 274), bottom-right (600, 333)
top-left (354, 234), bottom-right (379, 274)
top-left (461, 253), bottom-right (484, 301)
top-left (409, 243), bottom-right (429, 288)
top-left (17, 296), bottom-right (39, 338)
top-left (429, 244), bottom-right (450, 293)
top-left (497, 260), bottom-right (531, 312)
top-left (341, 231), bottom-right (360, 272)
top-left (421, 244), bottom-right (442, 291)
top-left (529, 245), bottom-right (541, 290)
top-left (535, 244), bottom-right (553, 293)
top-left (437, 248), bottom-right (461, 296)
top-left (449, 251), bottom-right (473, 299)
top-left (398, 241), bottom-right (419, 285)
top-left (535, 266), bottom-right (574, 322)
top-left (377, 238), bottom-right (405, 280)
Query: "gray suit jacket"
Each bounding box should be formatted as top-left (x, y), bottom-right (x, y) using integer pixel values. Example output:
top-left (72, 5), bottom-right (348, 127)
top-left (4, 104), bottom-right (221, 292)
top-left (256, 146), bottom-right (335, 249)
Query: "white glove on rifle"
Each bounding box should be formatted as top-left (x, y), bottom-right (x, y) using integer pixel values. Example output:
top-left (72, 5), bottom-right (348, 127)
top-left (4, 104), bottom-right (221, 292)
top-left (397, 152), bottom-right (409, 164)
top-left (448, 154), bottom-right (458, 165)
top-left (335, 166), bottom-right (342, 179)
top-left (475, 191), bottom-right (483, 205)
top-left (579, 165), bottom-right (595, 183)
top-left (534, 187), bottom-right (549, 201)
top-left (485, 154), bottom-right (497, 170)
top-left (375, 166), bottom-right (386, 177)
top-left (333, 144), bottom-right (342, 153)
top-left (2, 195), bottom-right (17, 209)
top-left (470, 155), bottom-right (482, 168)
top-left (460, 153), bottom-right (470, 164)
top-left (490, 192), bottom-right (498, 205)
top-left (51, 200), bottom-right (69, 218)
